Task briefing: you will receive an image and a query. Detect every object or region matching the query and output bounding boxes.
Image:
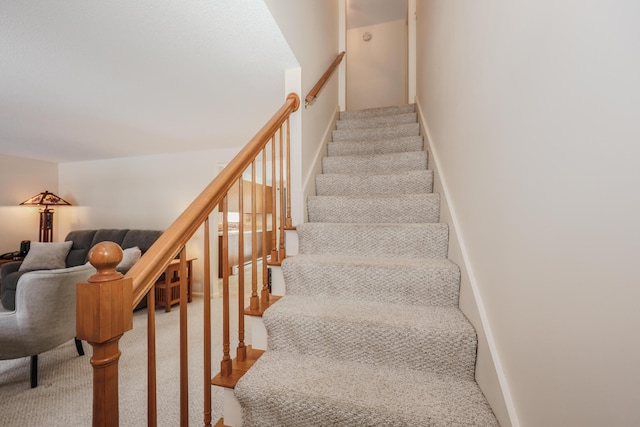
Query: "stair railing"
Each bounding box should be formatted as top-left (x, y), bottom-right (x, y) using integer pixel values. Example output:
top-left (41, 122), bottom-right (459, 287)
top-left (305, 51), bottom-right (345, 107)
top-left (76, 93), bottom-right (300, 427)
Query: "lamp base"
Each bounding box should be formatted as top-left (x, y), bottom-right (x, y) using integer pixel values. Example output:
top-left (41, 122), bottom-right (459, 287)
top-left (39, 209), bottom-right (54, 242)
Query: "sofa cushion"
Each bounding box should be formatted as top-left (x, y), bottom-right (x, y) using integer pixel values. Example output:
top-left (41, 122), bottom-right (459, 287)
top-left (121, 229), bottom-right (163, 253)
top-left (90, 229), bottom-right (130, 249)
top-left (117, 246), bottom-right (141, 272)
top-left (19, 241), bottom-right (73, 272)
top-left (65, 230), bottom-right (98, 267)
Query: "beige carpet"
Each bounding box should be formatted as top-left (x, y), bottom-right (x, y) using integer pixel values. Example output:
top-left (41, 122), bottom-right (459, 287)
top-left (235, 105), bottom-right (499, 426)
top-left (0, 280), bottom-right (250, 426)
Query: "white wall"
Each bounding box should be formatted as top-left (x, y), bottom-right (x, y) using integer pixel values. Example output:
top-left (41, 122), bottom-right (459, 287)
top-left (346, 19), bottom-right (408, 110)
top-left (0, 154), bottom-right (59, 253)
top-left (264, 0), bottom-right (341, 213)
top-left (416, 1), bottom-right (640, 426)
top-left (58, 148), bottom-right (241, 294)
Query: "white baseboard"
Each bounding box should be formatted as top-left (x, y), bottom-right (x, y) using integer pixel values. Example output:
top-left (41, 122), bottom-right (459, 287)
top-left (222, 387), bottom-right (243, 426)
top-left (284, 229), bottom-right (298, 257)
top-left (301, 106), bottom-right (340, 214)
top-left (249, 315), bottom-right (268, 350)
top-left (415, 97), bottom-right (520, 427)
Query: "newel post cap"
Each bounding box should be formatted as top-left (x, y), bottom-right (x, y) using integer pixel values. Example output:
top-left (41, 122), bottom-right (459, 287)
top-left (88, 241), bottom-right (124, 283)
top-left (76, 241), bottom-right (133, 343)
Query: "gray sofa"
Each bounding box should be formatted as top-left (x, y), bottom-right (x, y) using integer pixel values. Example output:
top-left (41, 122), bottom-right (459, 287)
top-left (0, 229), bottom-right (163, 311)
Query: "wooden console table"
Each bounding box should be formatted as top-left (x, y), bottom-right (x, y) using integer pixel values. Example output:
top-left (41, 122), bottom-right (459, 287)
top-left (218, 230), bottom-right (272, 278)
top-left (154, 258), bottom-right (195, 312)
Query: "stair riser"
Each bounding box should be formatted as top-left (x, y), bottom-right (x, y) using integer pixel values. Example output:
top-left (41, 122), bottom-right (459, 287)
top-left (335, 112), bottom-right (417, 129)
top-left (339, 104), bottom-right (415, 120)
top-left (297, 223), bottom-right (449, 259)
top-left (307, 194), bottom-right (441, 224)
top-left (332, 123), bottom-right (420, 142)
top-left (264, 314), bottom-right (477, 380)
top-left (327, 136), bottom-right (424, 156)
top-left (322, 151), bottom-right (428, 174)
top-left (315, 170), bottom-right (434, 196)
top-left (281, 258), bottom-right (461, 307)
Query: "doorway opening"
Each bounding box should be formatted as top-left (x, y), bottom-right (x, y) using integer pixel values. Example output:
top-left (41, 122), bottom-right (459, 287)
top-left (345, 0), bottom-right (409, 110)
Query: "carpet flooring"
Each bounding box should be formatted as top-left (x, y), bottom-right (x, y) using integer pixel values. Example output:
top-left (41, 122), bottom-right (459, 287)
top-left (234, 104), bottom-right (500, 426)
top-left (0, 294), bottom-right (227, 426)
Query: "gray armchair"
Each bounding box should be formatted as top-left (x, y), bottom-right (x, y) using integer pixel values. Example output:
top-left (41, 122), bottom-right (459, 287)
top-left (0, 264), bottom-right (95, 388)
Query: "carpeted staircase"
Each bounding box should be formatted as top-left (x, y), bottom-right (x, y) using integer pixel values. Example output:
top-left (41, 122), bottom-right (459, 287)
top-left (235, 104), bottom-right (499, 426)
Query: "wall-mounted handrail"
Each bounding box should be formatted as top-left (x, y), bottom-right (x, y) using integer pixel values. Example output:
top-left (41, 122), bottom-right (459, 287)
top-left (305, 51), bottom-right (345, 107)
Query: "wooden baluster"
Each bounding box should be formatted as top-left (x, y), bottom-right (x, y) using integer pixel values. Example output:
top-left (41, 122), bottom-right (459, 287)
top-left (220, 196), bottom-right (232, 377)
top-left (278, 127), bottom-right (286, 260)
top-left (179, 247), bottom-right (189, 426)
top-left (203, 218), bottom-right (212, 427)
top-left (147, 286), bottom-right (157, 427)
top-left (285, 118), bottom-right (293, 229)
top-left (76, 242), bottom-right (133, 427)
top-left (251, 161), bottom-right (259, 309)
top-left (270, 135), bottom-right (278, 262)
top-left (262, 147), bottom-right (269, 303)
top-left (237, 178), bottom-right (247, 361)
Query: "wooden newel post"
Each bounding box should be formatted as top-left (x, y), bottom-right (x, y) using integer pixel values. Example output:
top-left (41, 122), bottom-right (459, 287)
top-left (76, 241), bottom-right (134, 427)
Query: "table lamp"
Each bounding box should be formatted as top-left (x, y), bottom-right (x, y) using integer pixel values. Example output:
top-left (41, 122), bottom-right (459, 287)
top-left (20, 190), bottom-right (72, 242)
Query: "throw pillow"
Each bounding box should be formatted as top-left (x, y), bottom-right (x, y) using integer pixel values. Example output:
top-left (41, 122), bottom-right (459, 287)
top-left (117, 246), bottom-right (141, 271)
top-left (19, 241), bottom-right (73, 271)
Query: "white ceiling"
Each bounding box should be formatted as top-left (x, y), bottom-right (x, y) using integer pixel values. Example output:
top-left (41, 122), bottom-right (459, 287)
top-left (0, 0), bottom-right (296, 163)
top-left (347, 0), bottom-right (407, 30)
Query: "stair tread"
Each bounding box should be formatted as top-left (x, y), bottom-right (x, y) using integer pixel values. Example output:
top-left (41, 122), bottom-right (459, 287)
top-left (332, 122), bottom-right (420, 142)
top-left (264, 295), bottom-right (477, 378)
top-left (297, 222), bottom-right (449, 259)
top-left (339, 103), bottom-right (415, 120)
top-left (266, 294), bottom-right (472, 334)
top-left (307, 193), bottom-right (441, 224)
top-left (315, 170), bottom-right (434, 196)
top-left (235, 350), bottom-right (499, 427)
top-left (323, 150), bottom-right (427, 162)
top-left (283, 252), bottom-right (457, 268)
top-left (317, 169), bottom-right (432, 178)
top-left (327, 136), bottom-right (424, 156)
top-left (309, 193), bottom-right (436, 201)
top-left (335, 112), bottom-right (417, 129)
top-left (322, 150), bottom-right (428, 174)
top-left (281, 254), bottom-right (461, 307)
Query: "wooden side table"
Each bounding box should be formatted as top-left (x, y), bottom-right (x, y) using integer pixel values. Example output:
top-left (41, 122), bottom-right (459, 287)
top-left (154, 258), bottom-right (195, 312)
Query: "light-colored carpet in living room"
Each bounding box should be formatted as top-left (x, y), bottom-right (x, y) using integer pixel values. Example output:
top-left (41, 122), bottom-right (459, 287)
top-left (0, 291), bottom-right (235, 426)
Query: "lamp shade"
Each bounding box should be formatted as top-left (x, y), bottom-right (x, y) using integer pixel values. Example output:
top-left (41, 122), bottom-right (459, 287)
top-left (20, 191), bottom-right (71, 208)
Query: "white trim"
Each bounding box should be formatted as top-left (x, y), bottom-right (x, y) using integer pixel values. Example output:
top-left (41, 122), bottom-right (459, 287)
top-left (301, 105), bottom-right (340, 213)
top-left (339, 0), bottom-right (347, 111)
top-left (415, 97), bottom-right (521, 427)
top-left (222, 387), bottom-right (243, 426)
top-left (285, 67), bottom-right (303, 226)
top-left (407, 0), bottom-right (417, 102)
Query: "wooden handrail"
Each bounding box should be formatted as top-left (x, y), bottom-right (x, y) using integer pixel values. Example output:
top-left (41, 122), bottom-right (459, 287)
top-left (78, 93), bottom-right (299, 426)
top-left (305, 51), bottom-right (345, 107)
top-left (126, 92), bottom-right (300, 308)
